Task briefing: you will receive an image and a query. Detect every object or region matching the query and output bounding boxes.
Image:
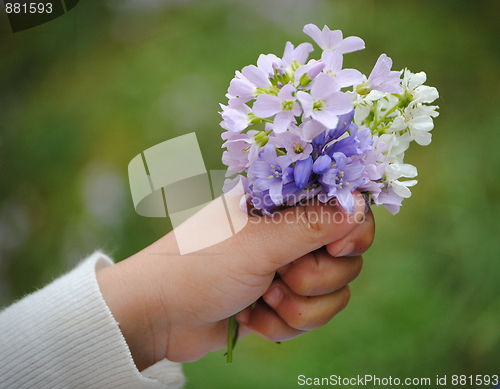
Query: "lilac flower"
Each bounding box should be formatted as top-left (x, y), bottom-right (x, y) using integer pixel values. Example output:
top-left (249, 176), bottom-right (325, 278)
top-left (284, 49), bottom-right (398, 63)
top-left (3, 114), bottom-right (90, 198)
top-left (221, 131), bottom-right (259, 176)
top-left (281, 41), bottom-right (314, 68)
top-left (220, 23), bottom-right (438, 218)
top-left (327, 110), bottom-right (355, 139)
top-left (274, 131), bottom-right (312, 162)
top-left (354, 148), bottom-right (386, 202)
top-left (312, 111), bottom-right (372, 159)
top-left (317, 152), bottom-right (366, 213)
top-left (291, 119), bottom-right (327, 142)
top-left (250, 179), bottom-right (304, 216)
top-left (256, 53), bottom-right (281, 79)
top-left (375, 187), bottom-right (404, 215)
top-left (322, 50), bottom-right (363, 88)
top-left (294, 156), bottom-right (313, 189)
top-left (366, 54), bottom-right (402, 94)
top-left (297, 73), bottom-right (352, 129)
top-left (248, 144), bottom-right (293, 205)
top-left (253, 84), bottom-right (301, 133)
top-left (294, 60), bottom-right (325, 88)
top-left (227, 71), bottom-right (257, 105)
top-left (219, 23), bottom-right (440, 363)
top-left (303, 24), bottom-right (365, 54)
top-left (219, 103), bottom-right (253, 133)
top-left (330, 126), bottom-right (372, 156)
top-left (241, 63), bottom-right (273, 90)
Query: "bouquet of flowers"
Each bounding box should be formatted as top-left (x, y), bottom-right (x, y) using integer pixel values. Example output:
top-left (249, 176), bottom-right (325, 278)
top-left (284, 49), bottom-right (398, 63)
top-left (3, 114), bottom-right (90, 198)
top-left (221, 23), bottom-right (439, 216)
top-left (220, 24), bottom-right (439, 362)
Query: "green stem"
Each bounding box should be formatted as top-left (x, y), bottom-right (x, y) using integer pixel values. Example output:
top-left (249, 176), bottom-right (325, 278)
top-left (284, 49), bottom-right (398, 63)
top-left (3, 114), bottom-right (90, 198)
top-left (370, 102), bottom-right (400, 133)
top-left (226, 315), bottom-right (240, 364)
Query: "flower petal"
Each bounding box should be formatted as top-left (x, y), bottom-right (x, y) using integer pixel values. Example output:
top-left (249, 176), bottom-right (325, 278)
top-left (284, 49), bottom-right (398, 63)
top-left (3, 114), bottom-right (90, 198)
top-left (294, 157), bottom-right (313, 189)
top-left (336, 69), bottom-right (364, 88)
top-left (253, 94), bottom-right (282, 118)
top-left (273, 111), bottom-right (294, 133)
top-left (313, 154), bottom-right (332, 173)
top-left (338, 36), bottom-right (365, 54)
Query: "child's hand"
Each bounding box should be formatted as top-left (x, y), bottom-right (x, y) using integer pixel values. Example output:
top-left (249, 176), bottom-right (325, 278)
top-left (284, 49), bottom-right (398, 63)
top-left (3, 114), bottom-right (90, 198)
top-left (97, 192), bottom-right (374, 370)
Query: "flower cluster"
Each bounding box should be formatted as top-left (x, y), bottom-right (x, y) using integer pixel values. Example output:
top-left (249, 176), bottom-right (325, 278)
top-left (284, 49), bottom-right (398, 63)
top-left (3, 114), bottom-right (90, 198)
top-left (220, 24), bottom-right (439, 215)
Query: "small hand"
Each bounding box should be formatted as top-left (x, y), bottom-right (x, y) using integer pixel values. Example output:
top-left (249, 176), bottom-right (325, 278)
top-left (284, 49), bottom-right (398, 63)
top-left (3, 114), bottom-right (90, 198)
top-left (97, 192), bottom-right (374, 370)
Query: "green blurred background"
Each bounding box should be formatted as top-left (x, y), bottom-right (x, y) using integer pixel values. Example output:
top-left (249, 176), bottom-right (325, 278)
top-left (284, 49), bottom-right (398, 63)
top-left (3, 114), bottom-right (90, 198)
top-left (1, 0), bottom-right (499, 387)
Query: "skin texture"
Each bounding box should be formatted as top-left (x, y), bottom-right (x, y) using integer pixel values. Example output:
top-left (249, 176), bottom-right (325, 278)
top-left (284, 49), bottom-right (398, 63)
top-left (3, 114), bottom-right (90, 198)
top-left (96, 191), bottom-right (375, 371)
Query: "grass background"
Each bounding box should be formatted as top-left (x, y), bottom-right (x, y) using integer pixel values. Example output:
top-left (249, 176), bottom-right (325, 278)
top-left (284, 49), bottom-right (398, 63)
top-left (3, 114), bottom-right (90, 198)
top-left (1, 0), bottom-right (499, 387)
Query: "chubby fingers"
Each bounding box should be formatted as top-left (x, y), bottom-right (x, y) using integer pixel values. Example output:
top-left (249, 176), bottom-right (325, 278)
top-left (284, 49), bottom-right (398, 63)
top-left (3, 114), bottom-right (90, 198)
top-left (236, 281), bottom-right (351, 341)
top-left (236, 245), bottom-right (359, 339)
top-left (274, 208), bottom-right (373, 297)
top-left (277, 248), bottom-right (363, 296)
top-left (234, 209), bottom-right (373, 342)
top-left (326, 207), bottom-right (375, 257)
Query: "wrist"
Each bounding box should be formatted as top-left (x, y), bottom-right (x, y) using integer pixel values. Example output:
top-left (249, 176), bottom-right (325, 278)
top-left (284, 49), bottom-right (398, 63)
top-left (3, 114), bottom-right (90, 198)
top-left (96, 255), bottom-right (168, 371)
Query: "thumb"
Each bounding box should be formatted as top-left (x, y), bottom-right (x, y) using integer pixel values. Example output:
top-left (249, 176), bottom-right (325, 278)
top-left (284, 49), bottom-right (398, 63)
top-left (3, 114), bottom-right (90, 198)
top-left (177, 191), bottom-right (367, 276)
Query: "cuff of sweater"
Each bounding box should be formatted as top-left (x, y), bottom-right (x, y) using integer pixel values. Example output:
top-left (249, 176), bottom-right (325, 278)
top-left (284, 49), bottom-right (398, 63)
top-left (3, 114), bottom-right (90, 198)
top-left (0, 252), bottom-right (185, 389)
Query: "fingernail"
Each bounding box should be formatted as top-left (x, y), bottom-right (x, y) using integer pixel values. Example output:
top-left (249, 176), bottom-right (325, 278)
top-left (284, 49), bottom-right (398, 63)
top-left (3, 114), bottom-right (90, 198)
top-left (264, 286), bottom-right (283, 308)
top-left (336, 242), bottom-right (355, 257)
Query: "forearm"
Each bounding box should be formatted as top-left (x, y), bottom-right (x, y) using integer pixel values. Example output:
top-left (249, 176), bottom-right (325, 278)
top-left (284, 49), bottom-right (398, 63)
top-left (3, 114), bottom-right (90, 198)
top-left (96, 252), bottom-right (170, 371)
top-left (0, 252), bottom-right (184, 389)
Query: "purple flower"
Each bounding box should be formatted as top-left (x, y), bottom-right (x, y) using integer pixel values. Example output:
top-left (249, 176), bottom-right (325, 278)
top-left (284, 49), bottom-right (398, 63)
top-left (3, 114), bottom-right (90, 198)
top-left (248, 144), bottom-right (293, 205)
top-left (325, 126), bottom-right (372, 157)
top-left (303, 24), bottom-right (365, 54)
top-left (294, 156), bottom-right (313, 189)
top-left (241, 63), bottom-right (272, 90)
top-left (291, 119), bottom-right (327, 142)
top-left (253, 84), bottom-right (301, 133)
top-left (375, 187), bottom-right (404, 215)
top-left (311, 111), bottom-right (372, 159)
top-left (318, 152), bottom-right (366, 213)
top-left (322, 50), bottom-right (363, 88)
top-left (294, 60), bottom-right (325, 88)
top-left (312, 154), bottom-right (332, 174)
top-left (367, 54), bottom-right (402, 94)
top-left (297, 73), bottom-right (352, 129)
top-left (220, 23), bottom-right (438, 219)
top-left (281, 41), bottom-right (314, 68)
top-left (221, 131), bottom-right (259, 176)
top-left (227, 71), bottom-right (257, 105)
top-left (274, 131), bottom-right (312, 162)
top-left (353, 148), bottom-right (386, 202)
top-left (256, 53), bottom-right (281, 79)
top-left (219, 103), bottom-right (253, 133)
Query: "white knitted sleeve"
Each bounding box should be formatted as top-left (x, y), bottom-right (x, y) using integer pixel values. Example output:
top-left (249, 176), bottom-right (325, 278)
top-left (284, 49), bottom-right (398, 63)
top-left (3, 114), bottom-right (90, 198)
top-left (0, 252), bottom-right (185, 389)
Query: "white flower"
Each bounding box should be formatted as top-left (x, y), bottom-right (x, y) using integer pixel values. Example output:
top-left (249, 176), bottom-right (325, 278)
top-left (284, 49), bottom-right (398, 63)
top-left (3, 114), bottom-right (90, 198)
top-left (402, 69), bottom-right (439, 104)
top-left (377, 133), bottom-right (411, 164)
top-left (384, 162), bottom-right (418, 198)
top-left (388, 112), bottom-right (434, 146)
